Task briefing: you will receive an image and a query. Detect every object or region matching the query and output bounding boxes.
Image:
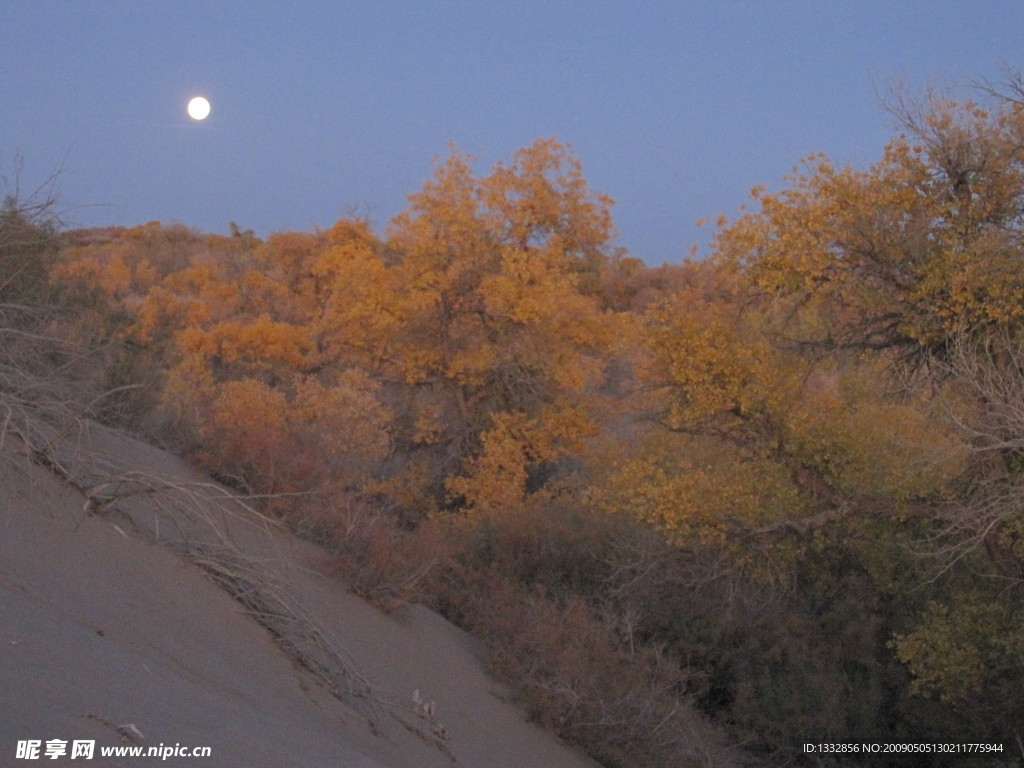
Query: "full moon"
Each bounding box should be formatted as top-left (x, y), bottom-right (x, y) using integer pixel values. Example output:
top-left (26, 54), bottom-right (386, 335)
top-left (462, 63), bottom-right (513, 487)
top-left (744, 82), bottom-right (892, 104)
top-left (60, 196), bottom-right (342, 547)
top-left (187, 96), bottom-right (211, 120)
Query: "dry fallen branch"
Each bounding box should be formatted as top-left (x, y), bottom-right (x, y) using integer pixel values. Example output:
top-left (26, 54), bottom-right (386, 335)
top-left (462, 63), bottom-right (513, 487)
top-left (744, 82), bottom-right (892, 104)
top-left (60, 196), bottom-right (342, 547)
top-left (182, 542), bottom-right (383, 719)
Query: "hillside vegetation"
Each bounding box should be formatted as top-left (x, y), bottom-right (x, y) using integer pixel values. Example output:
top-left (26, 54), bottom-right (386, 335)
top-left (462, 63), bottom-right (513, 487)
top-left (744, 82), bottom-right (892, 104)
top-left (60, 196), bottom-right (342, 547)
top-left (8, 84), bottom-right (1024, 766)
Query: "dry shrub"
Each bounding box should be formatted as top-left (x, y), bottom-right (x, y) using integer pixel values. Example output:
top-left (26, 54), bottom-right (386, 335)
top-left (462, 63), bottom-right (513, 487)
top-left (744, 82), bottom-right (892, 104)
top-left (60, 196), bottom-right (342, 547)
top-left (488, 589), bottom-right (701, 766)
top-left (418, 502), bottom-right (742, 768)
top-left (332, 523), bottom-right (439, 612)
top-left (323, 498), bottom-right (447, 612)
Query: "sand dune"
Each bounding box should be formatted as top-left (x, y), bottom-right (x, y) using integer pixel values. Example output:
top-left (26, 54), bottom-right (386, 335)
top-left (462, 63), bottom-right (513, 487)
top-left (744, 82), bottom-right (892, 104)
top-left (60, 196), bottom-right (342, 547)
top-left (1, 417), bottom-right (599, 768)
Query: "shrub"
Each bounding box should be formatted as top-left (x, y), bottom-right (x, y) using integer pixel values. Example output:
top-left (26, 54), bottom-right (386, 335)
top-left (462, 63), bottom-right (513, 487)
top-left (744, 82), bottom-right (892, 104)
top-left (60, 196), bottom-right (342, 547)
top-left (329, 500), bottom-right (445, 612)
top-left (417, 502), bottom-right (742, 767)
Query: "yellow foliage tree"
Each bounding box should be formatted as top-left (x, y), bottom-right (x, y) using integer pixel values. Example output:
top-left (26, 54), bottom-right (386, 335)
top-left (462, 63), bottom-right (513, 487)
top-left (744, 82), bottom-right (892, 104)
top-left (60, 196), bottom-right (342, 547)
top-left (714, 93), bottom-right (1024, 358)
top-left (597, 221), bottom-right (966, 544)
top-left (314, 140), bottom-right (618, 512)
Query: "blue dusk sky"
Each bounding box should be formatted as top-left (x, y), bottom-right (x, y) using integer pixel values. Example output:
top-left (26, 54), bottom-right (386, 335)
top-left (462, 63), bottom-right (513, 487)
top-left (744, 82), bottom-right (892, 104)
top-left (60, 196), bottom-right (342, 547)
top-left (3, 1), bottom-right (1023, 263)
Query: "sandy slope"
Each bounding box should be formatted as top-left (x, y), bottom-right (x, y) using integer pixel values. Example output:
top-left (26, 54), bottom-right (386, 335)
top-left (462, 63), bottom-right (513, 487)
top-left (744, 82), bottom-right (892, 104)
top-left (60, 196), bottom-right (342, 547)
top-left (0, 419), bottom-right (599, 768)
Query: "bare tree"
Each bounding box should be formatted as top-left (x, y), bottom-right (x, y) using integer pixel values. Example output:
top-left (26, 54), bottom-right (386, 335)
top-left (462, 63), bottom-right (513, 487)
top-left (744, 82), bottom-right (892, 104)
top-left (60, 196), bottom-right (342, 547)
top-left (927, 327), bottom-right (1024, 590)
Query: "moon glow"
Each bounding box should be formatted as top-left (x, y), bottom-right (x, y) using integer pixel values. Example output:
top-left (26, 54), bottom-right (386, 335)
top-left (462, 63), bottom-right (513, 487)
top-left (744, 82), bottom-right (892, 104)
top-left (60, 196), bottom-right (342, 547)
top-left (187, 96), bottom-right (211, 120)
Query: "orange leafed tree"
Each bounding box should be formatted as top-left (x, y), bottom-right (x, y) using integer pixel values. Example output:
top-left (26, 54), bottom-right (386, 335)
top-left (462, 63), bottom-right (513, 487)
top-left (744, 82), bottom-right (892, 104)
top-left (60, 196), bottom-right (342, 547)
top-left (314, 139), bottom-right (618, 512)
